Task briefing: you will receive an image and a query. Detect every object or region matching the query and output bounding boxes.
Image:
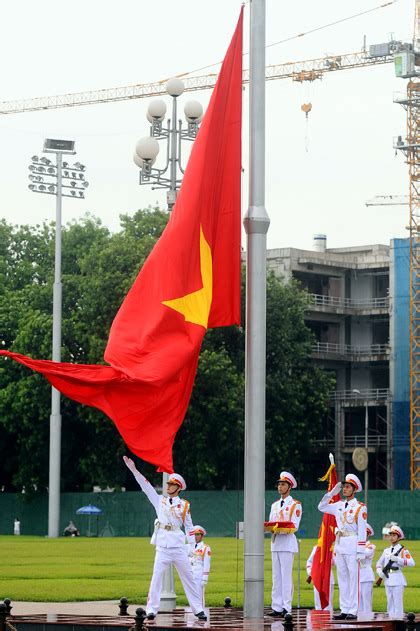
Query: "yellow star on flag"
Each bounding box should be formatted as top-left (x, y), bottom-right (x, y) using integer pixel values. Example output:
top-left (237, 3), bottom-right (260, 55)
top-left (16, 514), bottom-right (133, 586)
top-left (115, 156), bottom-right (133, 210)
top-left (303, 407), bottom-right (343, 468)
top-left (162, 226), bottom-right (213, 328)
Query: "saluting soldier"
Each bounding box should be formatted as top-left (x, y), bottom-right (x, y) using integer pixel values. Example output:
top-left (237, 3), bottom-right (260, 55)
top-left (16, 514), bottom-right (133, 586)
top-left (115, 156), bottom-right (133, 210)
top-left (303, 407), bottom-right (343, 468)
top-left (123, 456), bottom-right (206, 621)
top-left (267, 471), bottom-right (302, 618)
top-left (318, 473), bottom-right (367, 621)
top-left (188, 525), bottom-right (211, 609)
top-left (376, 525), bottom-right (415, 619)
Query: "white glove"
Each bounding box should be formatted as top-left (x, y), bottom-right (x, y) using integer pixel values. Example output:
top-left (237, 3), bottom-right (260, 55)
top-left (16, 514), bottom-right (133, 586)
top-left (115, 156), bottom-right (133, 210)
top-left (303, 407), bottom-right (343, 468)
top-left (123, 455), bottom-right (138, 475)
top-left (377, 570), bottom-right (385, 580)
top-left (329, 482), bottom-right (342, 497)
top-left (329, 453), bottom-right (335, 465)
top-left (356, 552), bottom-right (365, 562)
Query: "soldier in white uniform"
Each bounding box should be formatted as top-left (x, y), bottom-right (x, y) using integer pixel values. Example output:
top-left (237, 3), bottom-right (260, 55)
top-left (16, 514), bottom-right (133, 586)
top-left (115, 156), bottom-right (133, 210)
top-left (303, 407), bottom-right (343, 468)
top-left (359, 523), bottom-right (375, 614)
top-left (188, 525), bottom-right (211, 609)
top-left (306, 544), bottom-right (335, 611)
top-left (123, 456), bottom-right (206, 621)
top-left (376, 525), bottom-right (415, 619)
top-left (267, 471), bottom-right (302, 618)
top-left (318, 473), bottom-right (367, 620)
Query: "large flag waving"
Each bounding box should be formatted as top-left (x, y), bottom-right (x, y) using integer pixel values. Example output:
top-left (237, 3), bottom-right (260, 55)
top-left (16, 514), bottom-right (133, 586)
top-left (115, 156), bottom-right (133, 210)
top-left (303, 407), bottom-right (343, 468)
top-left (311, 457), bottom-right (340, 609)
top-left (0, 9), bottom-right (243, 473)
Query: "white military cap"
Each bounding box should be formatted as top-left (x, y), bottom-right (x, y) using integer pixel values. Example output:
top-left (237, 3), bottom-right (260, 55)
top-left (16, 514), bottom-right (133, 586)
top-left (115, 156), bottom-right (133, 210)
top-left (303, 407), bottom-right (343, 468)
top-left (345, 473), bottom-right (362, 492)
top-left (167, 473), bottom-right (186, 490)
top-left (389, 525), bottom-right (405, 540)
top-left (190, 525), bottom-right (207, 536)
top-left (366, 523), bottom-right (374, 537)
top-left (277, 471), bottom-right (297, 489)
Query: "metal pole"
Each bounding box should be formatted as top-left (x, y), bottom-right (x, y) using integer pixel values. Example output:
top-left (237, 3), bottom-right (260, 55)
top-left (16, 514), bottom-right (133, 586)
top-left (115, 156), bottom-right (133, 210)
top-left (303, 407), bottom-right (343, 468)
top-left (297, 539), bottom-right (301, 608)
top-left (159, 96), bottom-right (179, 607)
top-left (167, 96), bottom-right (178, 210)
top-left (48, 151), bottom-right (63, 538)
top-left (364, 402), bottom-right (368, 507)
top-left (243, 0), bottom-right (269, 618)
top-left (160, 471), bottom-right (176, 610)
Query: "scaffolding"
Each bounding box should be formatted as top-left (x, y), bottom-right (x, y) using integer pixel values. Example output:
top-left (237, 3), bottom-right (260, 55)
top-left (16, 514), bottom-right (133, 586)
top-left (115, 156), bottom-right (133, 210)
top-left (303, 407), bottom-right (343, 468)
top-left (395, 80), bottom-right (420, 489)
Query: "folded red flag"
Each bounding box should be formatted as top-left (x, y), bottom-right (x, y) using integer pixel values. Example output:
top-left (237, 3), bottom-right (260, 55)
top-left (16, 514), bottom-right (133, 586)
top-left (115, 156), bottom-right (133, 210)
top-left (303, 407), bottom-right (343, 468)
top-left (311, 462), bottom-right (339, 609)
top-left (0, 8), bottom-right (243, 473)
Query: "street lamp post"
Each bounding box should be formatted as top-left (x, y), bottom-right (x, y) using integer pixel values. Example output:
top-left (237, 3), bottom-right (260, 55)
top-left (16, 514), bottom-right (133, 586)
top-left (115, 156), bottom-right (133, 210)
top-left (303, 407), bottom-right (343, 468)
top-left (364, 401), bottom-right (369, 507)
top-left (352, 389), bottom-right (369, 507)
top-left (133, 80), bottom-right (203, 611)
top-left (133, 78), bottom-right (203, 210)
top-left (28, 139), bottom-right (89, 538)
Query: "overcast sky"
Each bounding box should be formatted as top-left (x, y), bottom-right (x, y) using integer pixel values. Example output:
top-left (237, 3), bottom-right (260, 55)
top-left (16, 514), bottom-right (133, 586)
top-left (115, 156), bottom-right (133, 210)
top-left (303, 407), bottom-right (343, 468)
top-left (0, 0), bottom-right (414, 251)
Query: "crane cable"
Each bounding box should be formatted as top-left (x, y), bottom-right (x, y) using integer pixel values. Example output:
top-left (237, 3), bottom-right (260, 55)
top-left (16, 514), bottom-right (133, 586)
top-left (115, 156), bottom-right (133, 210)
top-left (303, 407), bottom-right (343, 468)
top-left (175, 1), bottom-right (395, 80)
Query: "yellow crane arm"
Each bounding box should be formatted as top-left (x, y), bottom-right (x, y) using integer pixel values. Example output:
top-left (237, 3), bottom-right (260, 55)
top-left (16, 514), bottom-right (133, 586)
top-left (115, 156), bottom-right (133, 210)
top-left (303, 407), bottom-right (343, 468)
top-left (0, 50), bottom-right (394, 115)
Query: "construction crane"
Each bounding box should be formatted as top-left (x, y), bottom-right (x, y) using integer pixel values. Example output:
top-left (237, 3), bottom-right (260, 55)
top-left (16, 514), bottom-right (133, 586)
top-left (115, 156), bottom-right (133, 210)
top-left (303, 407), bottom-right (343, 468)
top-left (365, 194), bottom-right (409, 206)
top-left (0, 45), bottom-right (402, 115)
top-left (1, 31), bottom-right (418, 489)
top-left (393, 0), bottom-right (420, 491)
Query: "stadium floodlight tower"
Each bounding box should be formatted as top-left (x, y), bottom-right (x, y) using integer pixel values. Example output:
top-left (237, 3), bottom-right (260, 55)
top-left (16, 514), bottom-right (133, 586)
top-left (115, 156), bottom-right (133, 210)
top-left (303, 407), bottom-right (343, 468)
top-left (28, 139), bottom-right (89, 538)
top-left (133, 77), bottom-right (203, 210)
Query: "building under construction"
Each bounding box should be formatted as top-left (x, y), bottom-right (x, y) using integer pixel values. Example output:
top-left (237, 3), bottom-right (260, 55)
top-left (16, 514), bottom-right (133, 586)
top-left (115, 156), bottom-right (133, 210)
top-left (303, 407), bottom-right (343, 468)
top-left (267, 236), bottom-right (410, 490)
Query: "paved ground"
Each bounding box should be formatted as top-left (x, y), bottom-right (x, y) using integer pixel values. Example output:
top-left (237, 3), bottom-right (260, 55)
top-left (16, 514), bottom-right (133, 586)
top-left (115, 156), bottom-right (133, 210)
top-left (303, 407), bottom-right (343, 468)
top-left (9, 601), bottom-right (145, 617)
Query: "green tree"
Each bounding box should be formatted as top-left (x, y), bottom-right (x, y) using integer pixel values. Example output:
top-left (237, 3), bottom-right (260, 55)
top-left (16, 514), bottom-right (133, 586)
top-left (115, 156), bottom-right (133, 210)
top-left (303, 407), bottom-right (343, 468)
top-left (0, 210), bottom-right (333, 493)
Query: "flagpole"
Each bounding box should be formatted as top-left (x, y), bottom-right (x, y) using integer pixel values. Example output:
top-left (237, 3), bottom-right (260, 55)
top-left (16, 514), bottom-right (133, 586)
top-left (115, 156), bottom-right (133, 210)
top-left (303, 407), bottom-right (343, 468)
top-left (243, 0), bottom-right (269, 619)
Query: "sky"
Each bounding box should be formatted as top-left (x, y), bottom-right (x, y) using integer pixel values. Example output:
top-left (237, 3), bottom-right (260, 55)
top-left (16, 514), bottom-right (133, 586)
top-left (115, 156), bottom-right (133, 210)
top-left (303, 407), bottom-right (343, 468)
top-left (0, 0), bottom-right (415, 251)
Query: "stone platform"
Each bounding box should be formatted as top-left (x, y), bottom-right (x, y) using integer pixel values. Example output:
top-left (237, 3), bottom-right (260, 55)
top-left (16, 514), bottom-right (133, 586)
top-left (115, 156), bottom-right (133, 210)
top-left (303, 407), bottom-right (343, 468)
top-left (5, 608), bottom-right (419, 631)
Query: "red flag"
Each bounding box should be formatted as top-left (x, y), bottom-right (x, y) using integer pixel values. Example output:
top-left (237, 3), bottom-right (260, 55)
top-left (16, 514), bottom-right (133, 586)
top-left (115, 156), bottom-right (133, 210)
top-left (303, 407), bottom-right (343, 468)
top-left (0, 9), bottom-right (243, 473)
top-left (311, 461), bottom-right (339, 609)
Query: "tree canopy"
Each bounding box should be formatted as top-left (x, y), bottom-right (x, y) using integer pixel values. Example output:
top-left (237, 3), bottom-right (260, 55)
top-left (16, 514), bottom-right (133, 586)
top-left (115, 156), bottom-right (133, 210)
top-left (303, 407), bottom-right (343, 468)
top-left (0, 209), bottom-right (333, 493)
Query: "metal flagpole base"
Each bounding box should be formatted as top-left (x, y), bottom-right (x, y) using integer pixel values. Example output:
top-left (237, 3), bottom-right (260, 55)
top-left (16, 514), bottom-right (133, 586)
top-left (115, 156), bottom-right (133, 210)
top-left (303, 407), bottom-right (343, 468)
top-left (160, 472), bottom-right (177, 611)
top-left (159, 581), bottom-right (177, 612)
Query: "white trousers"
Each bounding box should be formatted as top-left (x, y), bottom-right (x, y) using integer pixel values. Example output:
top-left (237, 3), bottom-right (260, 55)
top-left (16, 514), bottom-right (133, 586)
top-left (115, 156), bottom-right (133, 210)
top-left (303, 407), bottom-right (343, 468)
top-left (359, 582), bottom-right (373, 614)
top-left (385, 585), bottom-right (405, 619)
top-left (192, 568), bottom-right (206, 609)
top-left (271, 551), bottom-right (294, 613)
top-left (335, 553), bottom-right (359, 615)
top-left (313, 584), bottom-right (334, 612)
top-left (147, 546), bottom-right (203, 615)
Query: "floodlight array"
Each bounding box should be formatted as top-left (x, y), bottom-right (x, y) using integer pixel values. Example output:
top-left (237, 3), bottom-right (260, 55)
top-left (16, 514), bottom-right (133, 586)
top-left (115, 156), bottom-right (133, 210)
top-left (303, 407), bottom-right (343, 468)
top-left (28, 156), bottom-right (89, 198)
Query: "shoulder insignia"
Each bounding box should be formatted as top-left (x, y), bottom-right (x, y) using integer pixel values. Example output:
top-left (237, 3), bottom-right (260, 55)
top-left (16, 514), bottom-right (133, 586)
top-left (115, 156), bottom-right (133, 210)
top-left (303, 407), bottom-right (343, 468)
top-left (296, 509), bottom-right (301, 517)
top-left (362, 511), bottom-right (367, 520)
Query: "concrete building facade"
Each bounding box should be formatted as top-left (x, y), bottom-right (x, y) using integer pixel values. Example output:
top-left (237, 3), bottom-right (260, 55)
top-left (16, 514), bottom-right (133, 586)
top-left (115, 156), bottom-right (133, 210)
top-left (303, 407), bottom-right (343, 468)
top-left (267, 237), bottom-right (410, 489)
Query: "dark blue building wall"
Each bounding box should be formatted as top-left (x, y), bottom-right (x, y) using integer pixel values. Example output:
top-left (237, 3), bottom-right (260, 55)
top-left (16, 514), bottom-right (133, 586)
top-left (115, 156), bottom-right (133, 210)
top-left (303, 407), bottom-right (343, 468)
top-left (392, 238), bottom-right (410, 488)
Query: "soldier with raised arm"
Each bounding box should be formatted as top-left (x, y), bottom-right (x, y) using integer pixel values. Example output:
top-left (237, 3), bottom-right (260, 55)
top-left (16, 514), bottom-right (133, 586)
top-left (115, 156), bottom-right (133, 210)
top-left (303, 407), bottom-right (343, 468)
top-left (318, 472), bottom-right (367, 620)
top-left (123, 456), bottom-right (206, 621)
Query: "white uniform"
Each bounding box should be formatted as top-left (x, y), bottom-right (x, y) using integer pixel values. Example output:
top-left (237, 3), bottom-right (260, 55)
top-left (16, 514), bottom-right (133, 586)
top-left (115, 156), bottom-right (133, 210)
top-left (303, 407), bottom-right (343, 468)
top-left (376, 543), bottom-right (415, 618)
top-left (269, 495), bottom-right (302, 613)
top-left (132, 470), bottom-right (203, 616)
top-left (306, 545), bottom-right (335, 611)
top-left (189, 540), bottom-right (211, 609)
top-left (359, 541), bottom-right (376, 614)
top-left (318, 494), bottom-right (367, 616)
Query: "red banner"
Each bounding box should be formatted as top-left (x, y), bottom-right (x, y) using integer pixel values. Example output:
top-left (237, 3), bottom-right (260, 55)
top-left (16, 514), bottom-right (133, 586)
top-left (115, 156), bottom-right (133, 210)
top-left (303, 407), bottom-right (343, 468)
top-left (311, 462), bottom-right (339, 609)
top-left (0, 9), bottom-right (243, 473)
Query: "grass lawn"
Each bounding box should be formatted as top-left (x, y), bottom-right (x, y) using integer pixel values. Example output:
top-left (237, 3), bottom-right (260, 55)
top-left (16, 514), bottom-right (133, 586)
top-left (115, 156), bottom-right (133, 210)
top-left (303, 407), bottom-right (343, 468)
top-left (1, 537), bottom-right (419, 612)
